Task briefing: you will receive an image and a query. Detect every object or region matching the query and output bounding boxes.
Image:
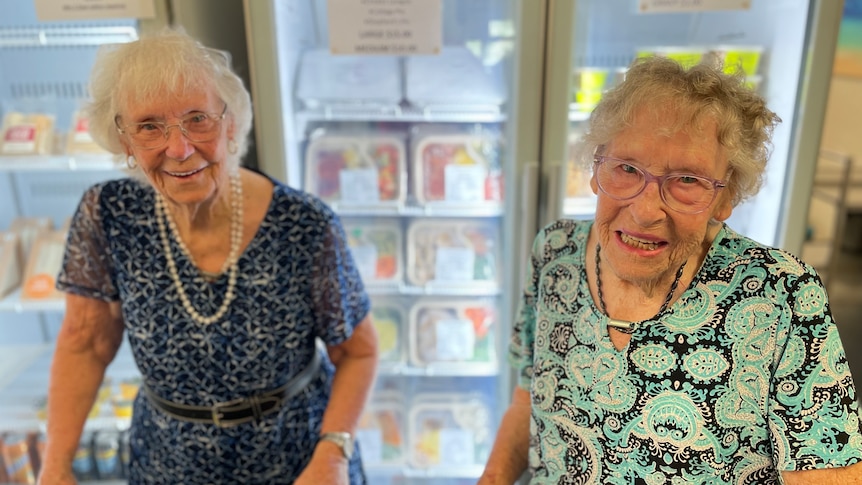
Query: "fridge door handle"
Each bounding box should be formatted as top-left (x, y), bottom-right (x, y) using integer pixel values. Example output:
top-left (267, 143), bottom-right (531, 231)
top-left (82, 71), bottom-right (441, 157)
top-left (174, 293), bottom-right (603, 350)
top-left (518, 161), bottom-right (540, 292)
top-left (542, 160), bottom-right (568, 225)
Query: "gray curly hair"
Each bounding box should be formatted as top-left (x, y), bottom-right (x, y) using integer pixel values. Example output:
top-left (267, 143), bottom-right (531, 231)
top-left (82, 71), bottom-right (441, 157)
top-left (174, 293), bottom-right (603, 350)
top-left (579, 55), bottom-right (781, 207)
top-left (86, 27), bottom-right (253, 171)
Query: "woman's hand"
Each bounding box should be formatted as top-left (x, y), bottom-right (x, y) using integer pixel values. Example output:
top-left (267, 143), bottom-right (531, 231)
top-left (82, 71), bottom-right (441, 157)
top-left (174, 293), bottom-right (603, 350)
top-left (294, 442), bottom-right (349, 485)
top-left (37, 464), bottom-right (78, 485)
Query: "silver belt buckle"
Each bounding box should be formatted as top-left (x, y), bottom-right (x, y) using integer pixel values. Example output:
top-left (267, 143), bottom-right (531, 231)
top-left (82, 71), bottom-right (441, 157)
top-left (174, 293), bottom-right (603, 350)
top-left (211, 397), bottom-right (249, 428)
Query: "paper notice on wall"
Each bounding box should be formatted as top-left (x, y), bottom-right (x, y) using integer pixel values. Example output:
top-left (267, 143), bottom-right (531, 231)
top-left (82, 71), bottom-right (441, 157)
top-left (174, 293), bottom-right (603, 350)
top-left (639, 0), bottom-right (751, 13)
top-left (34, 0), bottom-right (155, 20)
top-left (327, 0), bottom-right (442, 55)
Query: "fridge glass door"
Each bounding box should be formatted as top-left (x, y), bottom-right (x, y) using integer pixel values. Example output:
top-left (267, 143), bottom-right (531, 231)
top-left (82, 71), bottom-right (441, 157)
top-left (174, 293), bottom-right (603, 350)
top-left (560, 0), bottom-right (814, 248)
top-left (261, 1), bottom-right (520, 482)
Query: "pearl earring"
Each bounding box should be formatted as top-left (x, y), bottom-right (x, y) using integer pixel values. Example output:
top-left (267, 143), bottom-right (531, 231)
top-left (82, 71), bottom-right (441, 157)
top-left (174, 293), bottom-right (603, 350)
top-left (228, 139), bottom-right (238, 154)
top-left (126, 155), bottom-right (138, 169)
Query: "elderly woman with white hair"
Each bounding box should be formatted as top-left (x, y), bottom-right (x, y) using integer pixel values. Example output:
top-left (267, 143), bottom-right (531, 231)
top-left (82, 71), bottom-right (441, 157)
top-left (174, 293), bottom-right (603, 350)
top-left (38, 28), bottom-right (377, 485)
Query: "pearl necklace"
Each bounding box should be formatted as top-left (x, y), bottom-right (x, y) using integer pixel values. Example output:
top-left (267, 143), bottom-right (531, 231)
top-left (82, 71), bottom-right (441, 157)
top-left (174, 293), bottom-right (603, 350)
top-left (595, 244), bottom-right (685, 334)
top-left (155, 174), bottom-right (243, 325)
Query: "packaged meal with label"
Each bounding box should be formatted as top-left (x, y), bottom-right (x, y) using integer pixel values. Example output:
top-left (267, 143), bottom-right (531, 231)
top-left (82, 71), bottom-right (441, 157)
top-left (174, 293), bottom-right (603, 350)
top-left (296, 49), bottom-right (403, 108)
top-left (21, 230), bottom-right (66, 301)
top-left (344, 218), bottom-right (403, 285)
top-left (408, 393), bottom-right (492, 469)
top-left (357, 396), bottom-right (406, 466)
top-left (0, 112), bottom-right (54, 155)
top-left (406, 219), bottom-right (500, 288)
top-left (305, 131), bottom-right (406, 209)
top-left (65, 110), bottom-right (107, 154)
top-left (408, 299), bottom-right (496, 368)
top-left (413, 129), bottom-right (503, 207)
top-left (370, 297), bottom-right (406, 365)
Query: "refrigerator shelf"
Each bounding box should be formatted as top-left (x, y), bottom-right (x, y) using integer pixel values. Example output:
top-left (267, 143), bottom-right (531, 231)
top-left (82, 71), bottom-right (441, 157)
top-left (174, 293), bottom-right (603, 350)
top-left (568, 106), bottom-right (593, 122)
top-left (377, 363), bottom-right (499, 378)
top-left (0, 154), bottom-right (121, 172)
top-left (334, 204), bottom-right (504, 218)
top-left (0, 288), bottom-right (64, 313)
top-left (298, 104), bottom-right (506, 124)
top-left (0, 26), bottom-right (137, 48)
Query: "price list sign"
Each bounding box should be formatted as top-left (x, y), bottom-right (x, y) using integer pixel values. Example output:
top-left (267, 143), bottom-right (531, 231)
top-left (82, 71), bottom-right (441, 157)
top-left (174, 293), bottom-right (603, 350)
top-left (328, 0), bottom-right (442, 55)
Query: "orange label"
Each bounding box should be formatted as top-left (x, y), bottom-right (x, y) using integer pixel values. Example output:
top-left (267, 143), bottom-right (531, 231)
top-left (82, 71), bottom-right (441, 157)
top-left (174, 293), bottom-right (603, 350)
top-left (23, 273), bottom-right (56, 299)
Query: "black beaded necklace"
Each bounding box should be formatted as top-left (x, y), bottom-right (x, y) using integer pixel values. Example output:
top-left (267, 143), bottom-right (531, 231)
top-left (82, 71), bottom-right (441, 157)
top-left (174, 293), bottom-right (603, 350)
top-left (595, 244), bottom-right (686, 334)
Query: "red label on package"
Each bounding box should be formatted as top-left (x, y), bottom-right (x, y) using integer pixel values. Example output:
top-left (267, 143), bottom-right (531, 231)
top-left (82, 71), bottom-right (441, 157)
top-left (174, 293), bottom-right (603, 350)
top-left (2, 124), bottom-right (37, 154)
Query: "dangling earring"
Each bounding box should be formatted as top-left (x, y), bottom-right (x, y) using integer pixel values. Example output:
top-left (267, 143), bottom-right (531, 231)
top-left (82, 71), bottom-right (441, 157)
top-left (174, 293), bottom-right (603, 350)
top-left (126, 155), bottom-right (138, 169)
top-left (227, 139), bottom-right (238, 154)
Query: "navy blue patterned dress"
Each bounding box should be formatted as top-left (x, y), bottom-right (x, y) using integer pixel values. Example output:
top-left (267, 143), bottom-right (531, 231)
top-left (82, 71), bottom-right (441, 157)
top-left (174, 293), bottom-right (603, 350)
top-left (57, 177), bottom-right (370, 484)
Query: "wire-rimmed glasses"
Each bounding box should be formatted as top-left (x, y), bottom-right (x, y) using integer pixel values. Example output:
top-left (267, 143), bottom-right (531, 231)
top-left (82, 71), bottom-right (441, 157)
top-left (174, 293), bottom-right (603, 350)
top-left (115, 104), bottom-right (227, 149)
top-left (593, 155), bottom-right (727, 214)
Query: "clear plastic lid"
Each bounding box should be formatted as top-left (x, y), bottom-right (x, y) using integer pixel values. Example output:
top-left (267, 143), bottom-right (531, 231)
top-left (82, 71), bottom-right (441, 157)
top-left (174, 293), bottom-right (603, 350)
top-left (408, 299), bottom-right (496, 368)
top-left (407, 393), bottom-right (492, 468)
top-left (413, 133), bottom-right (503, 207)
top-left (296, 48), bottom-right (403, 107)
top-left (369, 297), bottom-right (407, 364)
top-left (344, 219), bottom-right (403, 286)
top-left (357, 397), bottom-right (406, 466)
top-left (405, 47), bottom-right (505, 107)
top-left (305, 132), bottom-right (406, 209)
top-left (406, 219), bottom-right (500, 288)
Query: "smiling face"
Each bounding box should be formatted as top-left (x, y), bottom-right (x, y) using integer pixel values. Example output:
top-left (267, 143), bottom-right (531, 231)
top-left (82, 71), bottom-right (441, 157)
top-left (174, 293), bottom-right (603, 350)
top-left (118, 87), bottom-right (233, 208)
top-left (589, 106), bottom-right (734, 290)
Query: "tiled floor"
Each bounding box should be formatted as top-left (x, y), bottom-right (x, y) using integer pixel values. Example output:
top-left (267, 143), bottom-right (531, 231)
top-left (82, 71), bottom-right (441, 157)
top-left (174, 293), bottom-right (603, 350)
top-left (826, 247), bottom-right (862, 384)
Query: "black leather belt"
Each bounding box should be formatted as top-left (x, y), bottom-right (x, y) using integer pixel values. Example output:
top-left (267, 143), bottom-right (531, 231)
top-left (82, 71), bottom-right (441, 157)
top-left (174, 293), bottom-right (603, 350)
top-left (143, 345), bottom-right (322, 427)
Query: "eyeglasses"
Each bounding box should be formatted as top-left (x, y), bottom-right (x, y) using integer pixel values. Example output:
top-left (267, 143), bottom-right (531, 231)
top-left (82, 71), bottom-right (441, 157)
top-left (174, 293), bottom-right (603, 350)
top-left (593, 155), bottom-right (727, 214)
top-left (115, 104), bottom-right (227, 149)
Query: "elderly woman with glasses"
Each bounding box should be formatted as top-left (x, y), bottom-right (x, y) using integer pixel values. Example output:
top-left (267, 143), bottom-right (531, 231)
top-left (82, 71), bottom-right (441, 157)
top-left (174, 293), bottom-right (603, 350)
top-left (479, 56), bottom-right (862, 484)
top-left (38, 29), bottom-right (377, 485)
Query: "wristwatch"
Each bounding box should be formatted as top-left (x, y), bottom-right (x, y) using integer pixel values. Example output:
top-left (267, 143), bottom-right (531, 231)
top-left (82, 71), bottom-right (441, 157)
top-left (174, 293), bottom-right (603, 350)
top-left (319, 431), bottom-right (353, 460)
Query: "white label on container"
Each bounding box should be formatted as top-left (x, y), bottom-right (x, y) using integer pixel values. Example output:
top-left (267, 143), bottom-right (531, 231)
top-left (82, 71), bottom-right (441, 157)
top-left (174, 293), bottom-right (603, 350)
top-left (351, 244), bottom-right (379, 280)
top-left (356, 429), bottom-right (384, 464)
top-left (34, 0), bottom-right (156, 20)
top-left (2, 124), bottom-right (36, 154)
top-left (435, 319), bottom-right (475, 361)
top-left (73, 116), bottom-right (94, 143)
top-left (439, 428), bottom-right (474, 466)
top-left (444, 164), bottom-right (485, 202)
top-left (327, 0), bottom-right (442, 55)
top-left (434, 247), bottom-right (475, 281)
top-left (339, 168), bottom-right (381, 203)
top-left (638, 0), bottom-right (750, 13)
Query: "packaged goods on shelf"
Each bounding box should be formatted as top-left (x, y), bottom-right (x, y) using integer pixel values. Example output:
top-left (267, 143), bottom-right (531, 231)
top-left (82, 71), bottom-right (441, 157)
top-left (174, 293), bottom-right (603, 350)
top-left (0, 431), bottom-right (38, 484)
top-left (305, 130), bottom-right (407, 210)
top-left (296, 48), bottom-right (403, 108)
top-left (343, 218), bottom-right (404, 285)
top-left (65, 110), bottom-right (108, 155)
top-left (708, 45), bottom-right (764, 76)
top-left (407, 393), bottom-right (492, 469)
top-left (406, 219), bottom-right (501, 289)
top-left (21, 229), bottom-right (67, 301)
top-left (408, 299), bottom-right (496, 369)
top-left (9, 217), bottom-right (53, 268)
top-left (0, 232), bottom-right (22, 299)
top-left (411, 125), bottom-right (503, 208)
top-left (369, 297), bottom-right (407, 366)
top-left (0, 112), bottom-right (54, 156)
top-left (636, 45), bottom-right (708, 68)
top-left (357, 391), bottom-right (406, 467)
top-left (405, 46), bottom-right (505, 108)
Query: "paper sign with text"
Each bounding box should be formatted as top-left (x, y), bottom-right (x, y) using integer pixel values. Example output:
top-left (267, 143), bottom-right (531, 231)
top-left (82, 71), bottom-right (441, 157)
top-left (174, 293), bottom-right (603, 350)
top-left (639, 0), bottom-right (750, 14)
top-left (327, 0), bottom-right (442, 55)
top-left (35, 0), bottom-right (155, 21)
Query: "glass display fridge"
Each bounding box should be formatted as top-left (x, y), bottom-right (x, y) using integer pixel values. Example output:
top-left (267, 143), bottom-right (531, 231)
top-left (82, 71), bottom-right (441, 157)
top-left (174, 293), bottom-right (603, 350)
top-left (242, 0), bottom-right (841, 483)
top-left (0, 0), bottom-right (842, 483)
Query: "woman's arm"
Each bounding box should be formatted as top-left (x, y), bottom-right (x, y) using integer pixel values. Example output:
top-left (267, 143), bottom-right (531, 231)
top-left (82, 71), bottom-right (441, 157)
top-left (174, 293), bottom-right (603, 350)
top-left (38, 293), bottom-right (124, 484)
top-left (782, 461), bottom-right (862, 484)
top-left (478, 386), bottom-right (532, 484)
top-left (295, 315), bottom-right (378, 484)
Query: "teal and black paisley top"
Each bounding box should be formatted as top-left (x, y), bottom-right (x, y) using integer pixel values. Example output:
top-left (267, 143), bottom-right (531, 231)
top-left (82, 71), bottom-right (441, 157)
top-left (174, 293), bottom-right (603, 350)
top-left (510, 219), bottom-right (862, 484)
